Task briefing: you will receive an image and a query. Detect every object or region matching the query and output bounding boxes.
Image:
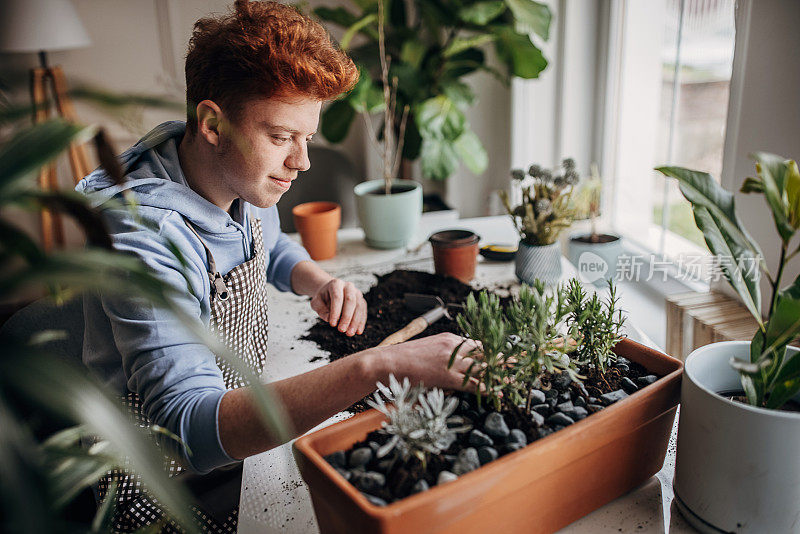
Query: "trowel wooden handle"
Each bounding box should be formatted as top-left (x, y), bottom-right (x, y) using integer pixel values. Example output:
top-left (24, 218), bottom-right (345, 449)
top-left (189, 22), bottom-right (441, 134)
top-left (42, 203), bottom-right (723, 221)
top-left (377, 317), bottom-right (429, 347)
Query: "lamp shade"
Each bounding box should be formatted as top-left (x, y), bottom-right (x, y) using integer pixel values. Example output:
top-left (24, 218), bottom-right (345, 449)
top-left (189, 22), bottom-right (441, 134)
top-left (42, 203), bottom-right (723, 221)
top-left (0, 0), bottom-right (91, 53)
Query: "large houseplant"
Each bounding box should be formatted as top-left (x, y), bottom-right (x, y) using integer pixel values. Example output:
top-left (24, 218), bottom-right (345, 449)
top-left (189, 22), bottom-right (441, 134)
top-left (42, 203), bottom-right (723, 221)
top-left (294, 280), bottom-right (683, 533)
top-left (499, 159), bottom-right (578, 285)
top-left (312, 0), bottom-right (551, 183)
top-left (657, 153), bottom-right (800, 533)
top-left (567, 164), bottom-right (623, 286)
top-left (351, 0), bottom-right (423, 249)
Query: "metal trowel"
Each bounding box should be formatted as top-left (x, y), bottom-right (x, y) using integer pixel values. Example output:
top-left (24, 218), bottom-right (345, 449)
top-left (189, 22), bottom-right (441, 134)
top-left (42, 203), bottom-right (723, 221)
top-left (376, 293), bottom-right (463, 347)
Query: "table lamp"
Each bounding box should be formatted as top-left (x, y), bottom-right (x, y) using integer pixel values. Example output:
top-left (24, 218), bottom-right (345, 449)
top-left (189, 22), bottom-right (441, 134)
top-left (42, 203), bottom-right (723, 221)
top-left (0, 0), bottom-right (92, 250)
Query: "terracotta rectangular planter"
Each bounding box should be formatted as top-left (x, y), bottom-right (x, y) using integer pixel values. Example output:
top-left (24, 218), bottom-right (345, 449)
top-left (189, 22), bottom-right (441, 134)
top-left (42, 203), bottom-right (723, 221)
top-left (293, 338), bottom-right (683, 534)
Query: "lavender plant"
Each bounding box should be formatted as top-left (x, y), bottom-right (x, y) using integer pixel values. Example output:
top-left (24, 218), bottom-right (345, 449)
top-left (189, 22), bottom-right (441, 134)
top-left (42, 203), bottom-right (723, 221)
top-left (367, 375), bottom-right (469, 466)
top-left (565, 279), bottom-right (625, 374)
top-left (499, 158), bottom-right (579, 246)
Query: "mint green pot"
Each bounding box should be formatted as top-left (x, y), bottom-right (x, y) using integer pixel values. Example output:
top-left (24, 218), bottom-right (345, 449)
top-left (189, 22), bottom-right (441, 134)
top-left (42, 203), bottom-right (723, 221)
top-left (354, 179), bottom-right (422, 249)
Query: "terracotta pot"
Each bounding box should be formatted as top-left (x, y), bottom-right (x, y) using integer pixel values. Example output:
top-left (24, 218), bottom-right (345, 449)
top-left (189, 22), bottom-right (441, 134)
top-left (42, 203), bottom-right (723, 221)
top-left (293, 338), bottom-right (683, 534)
top-left (429, 230), bottom-right (480, 283)
top-left (292, 201), bottom-right (341, 260)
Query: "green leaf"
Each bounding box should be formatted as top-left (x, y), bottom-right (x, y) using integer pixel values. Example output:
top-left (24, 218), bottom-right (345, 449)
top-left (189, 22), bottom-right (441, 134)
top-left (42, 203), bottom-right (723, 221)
top-left (340, 13), bottom-right (378, 50)
top-left (420, 137), bottom-right (460, 181)
top-left (740, 176), bottom-right (764, 194)
top-left (320, 101), bottom-right (357, 143)
top-left (416, 96), bottom-right (466, 140)
top-left (690, 205), bottom-right (763, 327)
top-left (453, 129), bottom-right (488, 174)
top-left (656, 166), bottom-right (768, 277)
top-left (493, 27), bottom-right (548, 79)
top-left (440, 48), bottom-right (486, 79)
top-left (443, 34), bottom-right (496, 58)
top-left (458, 1), bottom-right (507, 25)
top-left (785, 159), bottom-right (800, 228)
top-left (400, 40), bottom-right (427, 70)
top-left (752, 152), bottom-right (795, 243)
top-left (441, 81), bottom-right (476, 109)
top-left (348, 70), bottom-right (385, 113)
top-left (0, 120), bottom-right (96, 192)
top-left (504, 0), bottom-right (551, 40)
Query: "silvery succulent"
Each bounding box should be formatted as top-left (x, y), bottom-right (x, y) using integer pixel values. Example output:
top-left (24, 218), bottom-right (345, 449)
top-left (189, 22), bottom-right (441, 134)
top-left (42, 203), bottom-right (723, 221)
top-left (367, 375), bottom-right (470, 463)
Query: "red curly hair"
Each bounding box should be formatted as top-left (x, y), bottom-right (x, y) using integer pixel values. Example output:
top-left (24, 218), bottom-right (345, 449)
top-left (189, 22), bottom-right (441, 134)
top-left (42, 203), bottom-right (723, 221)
top-left (185, 0), bottom-right (358, 134)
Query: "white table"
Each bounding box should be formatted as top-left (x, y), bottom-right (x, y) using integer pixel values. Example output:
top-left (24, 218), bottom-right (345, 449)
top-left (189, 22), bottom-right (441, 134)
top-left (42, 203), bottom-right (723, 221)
top-left (237, 215), bottom-right (696, 534)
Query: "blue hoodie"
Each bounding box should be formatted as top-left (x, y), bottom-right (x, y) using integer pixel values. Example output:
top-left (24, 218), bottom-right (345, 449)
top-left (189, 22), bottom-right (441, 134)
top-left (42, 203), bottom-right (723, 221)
top-left (76, 121), bottom-right (311, 473)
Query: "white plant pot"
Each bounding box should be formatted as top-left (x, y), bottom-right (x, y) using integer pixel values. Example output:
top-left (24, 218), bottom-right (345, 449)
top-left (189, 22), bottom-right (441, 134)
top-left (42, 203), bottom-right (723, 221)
top-left (567, 233), bottom-right (623, 286)
top-left (515, 241), bottom-right (562, 286)
top-left (673, 341), bottom-right (800, 533)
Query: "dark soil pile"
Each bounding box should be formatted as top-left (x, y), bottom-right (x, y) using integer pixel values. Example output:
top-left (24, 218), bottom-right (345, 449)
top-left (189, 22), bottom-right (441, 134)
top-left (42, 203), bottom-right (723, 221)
top-left (302, 270), bottom-right (483, 410)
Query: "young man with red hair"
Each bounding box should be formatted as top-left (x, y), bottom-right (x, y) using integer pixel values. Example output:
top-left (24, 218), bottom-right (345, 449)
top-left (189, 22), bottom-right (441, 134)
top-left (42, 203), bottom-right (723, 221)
top-left (77, 1), bottom-right (476, 530)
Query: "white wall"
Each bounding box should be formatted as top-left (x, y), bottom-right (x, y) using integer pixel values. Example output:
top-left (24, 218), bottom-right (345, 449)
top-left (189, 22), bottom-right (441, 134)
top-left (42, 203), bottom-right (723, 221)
top-left (719, 0), bottom-right (800, 312)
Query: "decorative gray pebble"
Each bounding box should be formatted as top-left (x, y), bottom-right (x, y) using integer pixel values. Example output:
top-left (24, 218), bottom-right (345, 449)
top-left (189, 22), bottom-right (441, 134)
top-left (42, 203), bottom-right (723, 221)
top-left (411, 479), bottom-right (430, 494)
top-left (533, 403), bottom-right (550, 415)
top-left (530, 410), bottom-right (545, 427)
top-left (544, 388), bottom-right (559, 400)
top-left (621, 377), bottom-right (639, 393)
top-left (637, 374), bottom-right (658, 386)
top-left (616, 357), bottom-right (631, 367)
top-left (588, 397), bottom-right (599, 404)
top-left (547, 412), bottom-right (575, 426)
top-left (600, 389), bottom-right (629, 405)
top-left (437, 471), bottom-right (458, 484)
top-left (368, 441), bottom-right (381, 454)
top-left (334, 467), bottom-right (352, 481)
top-left (443, 454), bottom-right (457, 465)
top-left (529, 389), bottom-right (546, 404)
top-left (452, 447), bottom-right (480, 475)
top-left (355, 471), bottom-right (385, 493)
top-left (325, 450), bottom-right (346, 468)
top-left (468, 429), bottom-right (494, 446)
top-left (574, 396), bottom-right (587, 408)
top-left (483, 413), bottom-right (510, 438)
top-left (478, 446), bottom-right (498, 465)
top-left (503, 442), bottom-right (525, 453)
top-left (587, 403), bottom-right (604, 412)
top-left (616, 363), bottom-right (630, 372)
top-left (536, 427), bottom-right (554, 439)
top-left (507, 429), bottom-right (527, 446)
top-left (558, 391), bottom-right (572, 402)
top-left (349, 447), bottom-right (372, 468)
top-left (363, 493), bottom-right (387, 506)
top-left (553, 374), bottom-right (572, 388)
top-left (556, 401), bottom-right (573, 413)
top-left (564, 406), bottom-right (589, 420)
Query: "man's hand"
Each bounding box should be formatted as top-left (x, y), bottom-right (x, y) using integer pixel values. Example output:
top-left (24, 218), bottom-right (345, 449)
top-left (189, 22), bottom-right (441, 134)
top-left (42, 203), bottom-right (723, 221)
top-left (310, 278), bottom-right (367, 336)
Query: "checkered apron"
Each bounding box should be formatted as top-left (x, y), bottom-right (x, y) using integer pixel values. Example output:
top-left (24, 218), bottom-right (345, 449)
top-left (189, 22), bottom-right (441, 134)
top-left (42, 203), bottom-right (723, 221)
top-left (98, 217), bottom-right (269, 533)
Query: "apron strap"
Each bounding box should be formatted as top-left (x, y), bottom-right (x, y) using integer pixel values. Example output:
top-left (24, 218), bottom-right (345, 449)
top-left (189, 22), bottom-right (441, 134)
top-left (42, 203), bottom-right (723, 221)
top-left (182, 217), bottom-right (230, 301)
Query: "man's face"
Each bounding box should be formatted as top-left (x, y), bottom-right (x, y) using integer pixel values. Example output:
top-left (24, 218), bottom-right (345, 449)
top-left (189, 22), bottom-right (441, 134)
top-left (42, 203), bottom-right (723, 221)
top-left (217, 94), bottom-right (321, 209)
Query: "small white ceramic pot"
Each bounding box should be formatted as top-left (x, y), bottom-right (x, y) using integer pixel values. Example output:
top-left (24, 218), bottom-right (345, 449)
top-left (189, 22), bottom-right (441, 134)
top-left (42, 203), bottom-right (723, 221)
top-left (673, 341), bottom-right (800, 533)
top-left (515, 241), bottom-right (562, 286)
top-left (354, 179), bottom-right (422, 249)
top-left (567, 233), bottom-right (623, 286)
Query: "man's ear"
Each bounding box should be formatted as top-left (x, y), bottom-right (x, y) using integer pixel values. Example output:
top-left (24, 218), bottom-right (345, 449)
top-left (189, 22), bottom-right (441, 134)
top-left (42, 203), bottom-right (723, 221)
top-left (196, 100), bottom-right (225, 146)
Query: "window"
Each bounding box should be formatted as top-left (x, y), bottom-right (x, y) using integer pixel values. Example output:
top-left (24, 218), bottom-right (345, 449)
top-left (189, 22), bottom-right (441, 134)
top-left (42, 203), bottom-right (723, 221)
top-left (606, 0), bottom-right (736, 263)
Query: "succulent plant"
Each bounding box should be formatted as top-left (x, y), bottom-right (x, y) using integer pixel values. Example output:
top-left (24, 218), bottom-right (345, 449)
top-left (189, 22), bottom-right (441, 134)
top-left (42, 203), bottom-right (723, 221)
top-left (367, 375), bottom-right (469, 465)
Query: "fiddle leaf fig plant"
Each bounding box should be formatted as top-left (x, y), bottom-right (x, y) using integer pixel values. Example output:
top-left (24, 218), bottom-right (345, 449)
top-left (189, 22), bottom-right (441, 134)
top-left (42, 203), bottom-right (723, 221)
top-left (657, 152), bottom-right (800, 409)
top-left (311, 0), bottom-right (551, 182)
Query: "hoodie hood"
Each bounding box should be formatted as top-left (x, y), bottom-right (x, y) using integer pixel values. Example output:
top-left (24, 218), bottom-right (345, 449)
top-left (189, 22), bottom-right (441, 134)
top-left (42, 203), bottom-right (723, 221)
top-left (76, 121), bottom-right (244, 235)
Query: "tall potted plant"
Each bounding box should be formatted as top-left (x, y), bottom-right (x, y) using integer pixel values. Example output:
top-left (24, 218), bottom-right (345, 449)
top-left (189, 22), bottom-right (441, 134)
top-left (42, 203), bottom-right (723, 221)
top-left (568, 164), bottom-right (623, 286)
top-left (657, 153), bottom-right (800, 533)
top-left (312, 0), bottom-right (551, 183)
top-left (351, 0), bottom-right (423, 249)
top-left (499, 158), bottom-right (578, 285)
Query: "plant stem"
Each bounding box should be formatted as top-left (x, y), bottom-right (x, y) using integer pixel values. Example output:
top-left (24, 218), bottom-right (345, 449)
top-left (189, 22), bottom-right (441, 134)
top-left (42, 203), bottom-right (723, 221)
top-left (768, 243), bottom-right (787, 319)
